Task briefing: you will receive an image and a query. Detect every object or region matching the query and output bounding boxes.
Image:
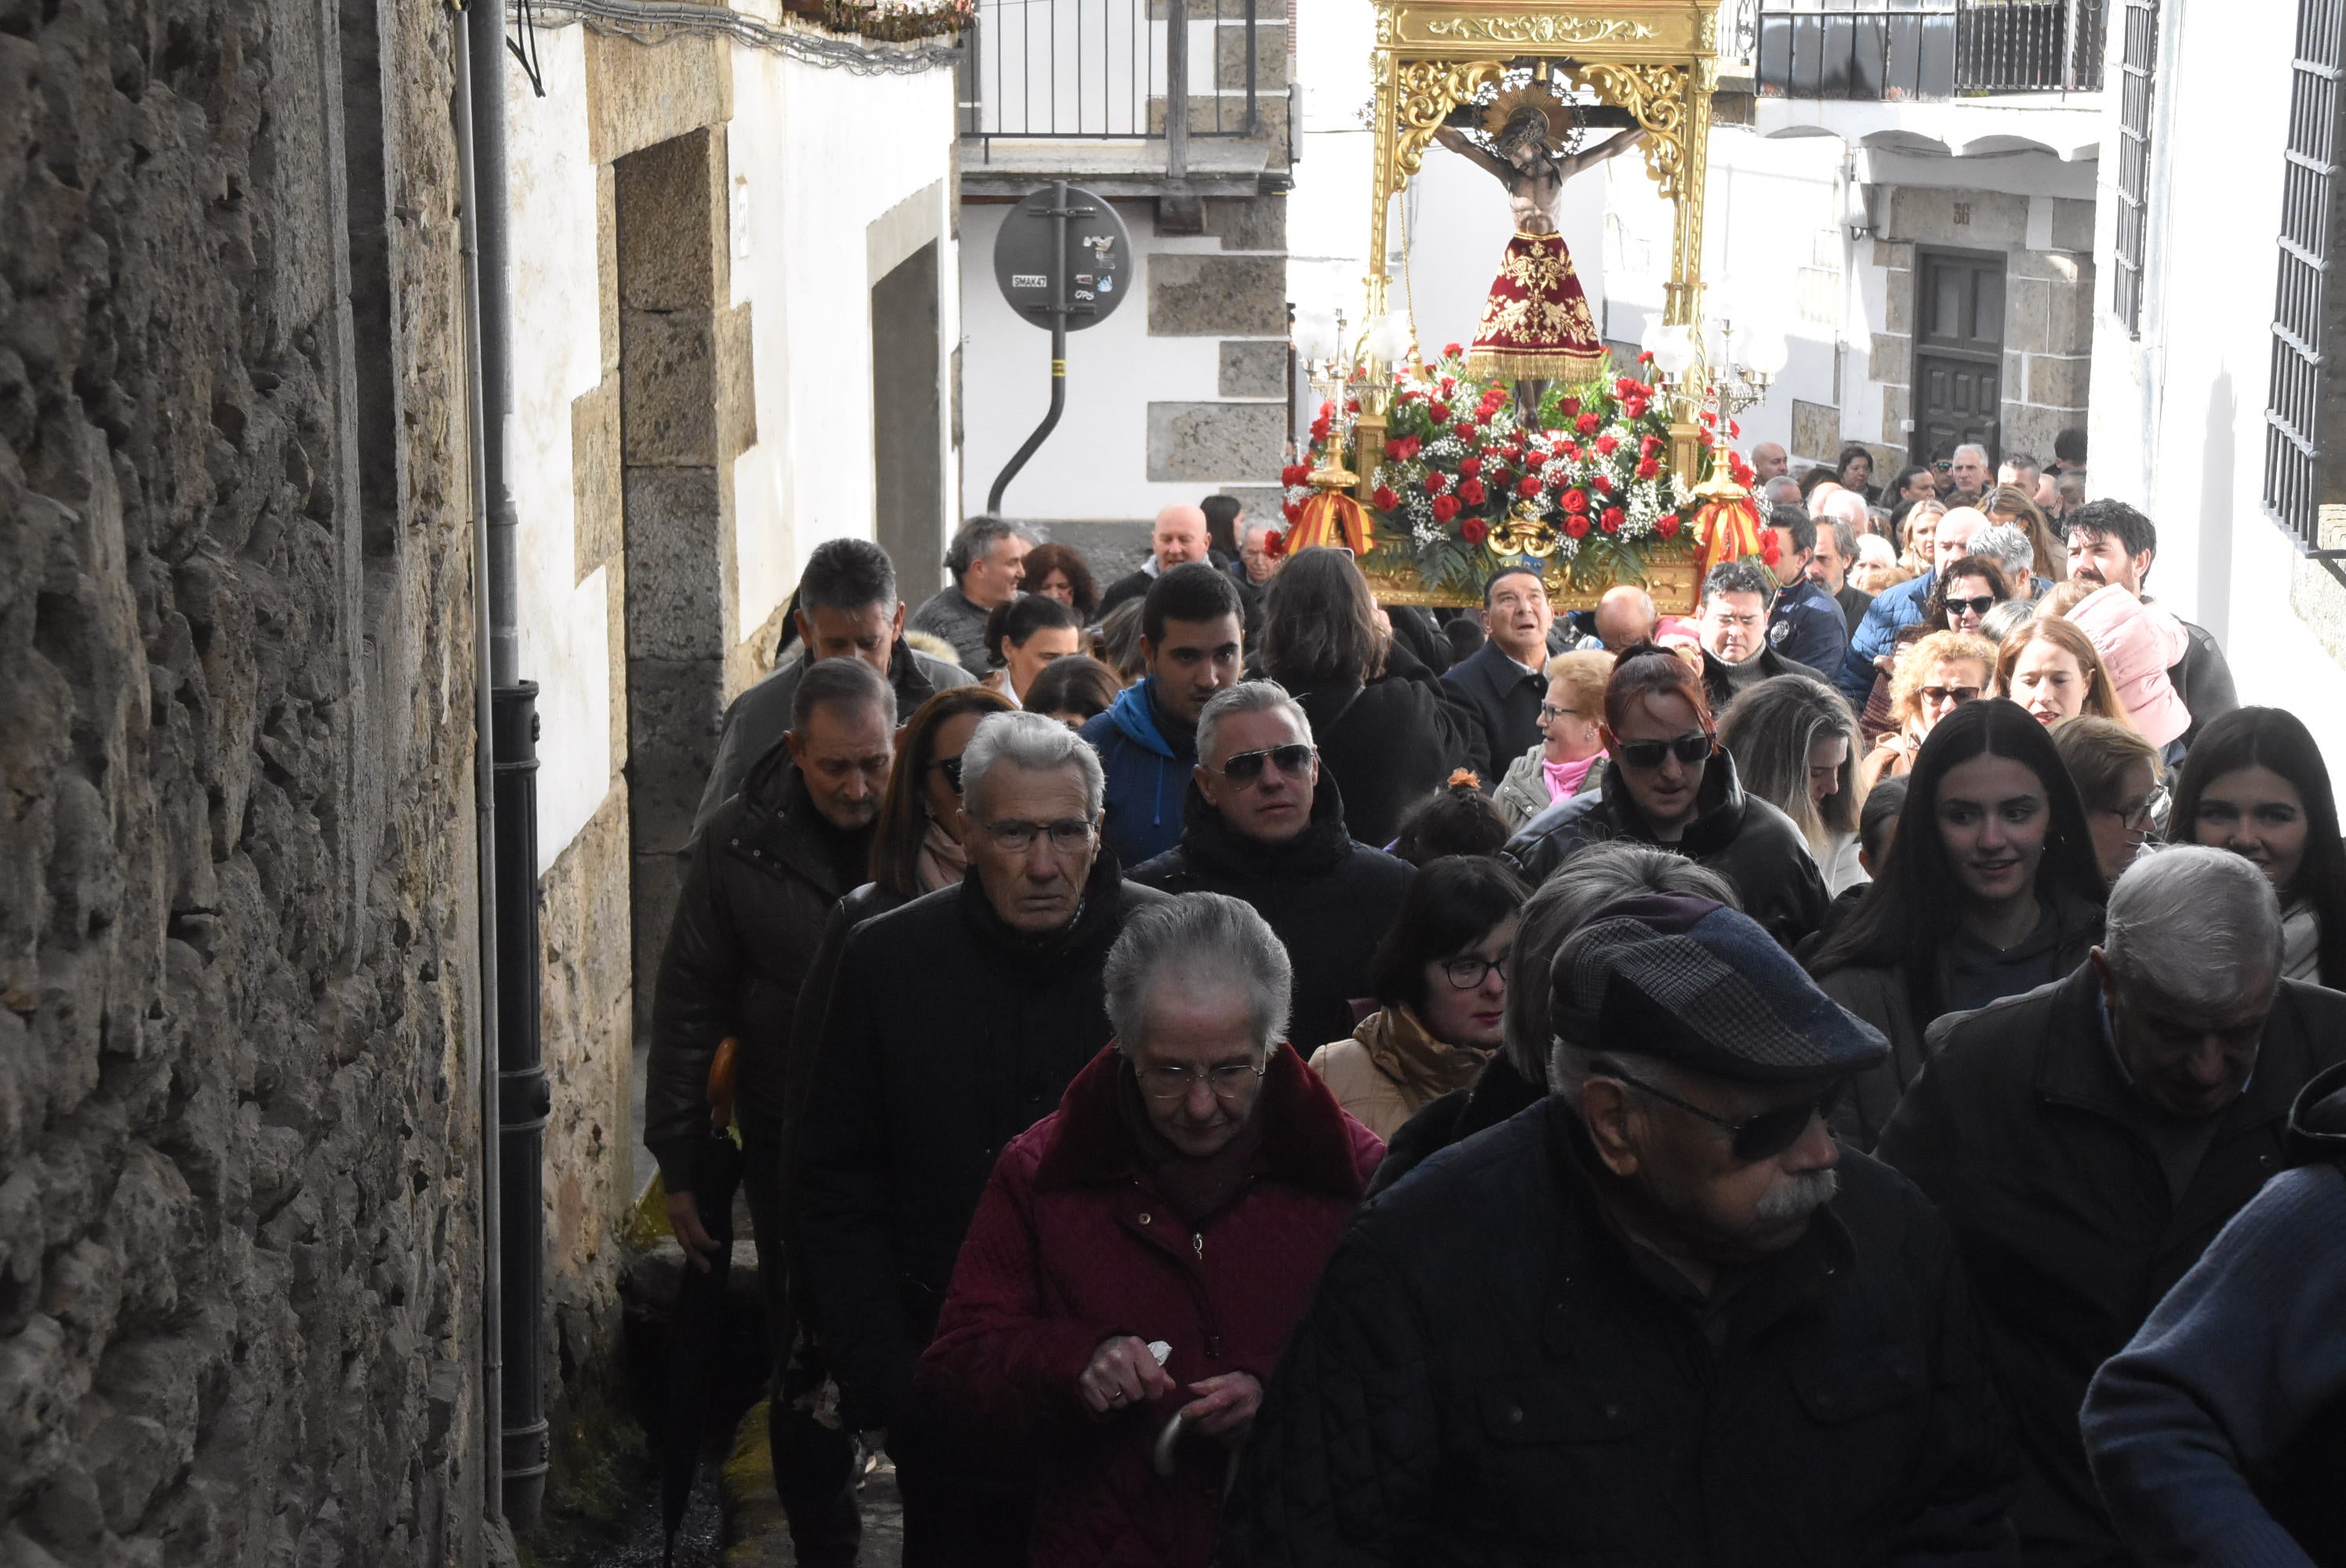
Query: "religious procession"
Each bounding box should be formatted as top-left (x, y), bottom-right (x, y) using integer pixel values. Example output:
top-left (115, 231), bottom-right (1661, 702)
top-left (10, 0), bottom-right (2346, 1564)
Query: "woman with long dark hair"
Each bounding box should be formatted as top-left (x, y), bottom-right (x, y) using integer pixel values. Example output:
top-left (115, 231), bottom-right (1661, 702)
top-left (866, 685), bottom-right (1017, 903)
top-left (980, 593), bottom-right (1084, 707)
top-left (2171, 706), bottom-right (2346, 988)
top-left (1837, 443), bottom-right (1880, 503)
top-left (1022, 541), bottom-right (1102, 622)
top-left (1309, 855), bottom-right (1527, 1139)
top-left (1808, 697), bottom-right (2106, 1147)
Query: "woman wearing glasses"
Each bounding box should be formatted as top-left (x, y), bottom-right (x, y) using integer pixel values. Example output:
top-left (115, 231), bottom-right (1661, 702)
top-left (1493, 649), bottom-right (1614, 830)
top-left (1858, 629), bottom-right (1996, 791)
top-left (1501, 645), bottom-right (1830, 950)
top-left (1808, 699), bottom-right (2107, 1149)
top-left (2171, 706), bottom-right (2346, 987)
top-left (1852, 557), bottom-right (2010, 741)
top-left (1308, 857), bottom-right (1527, 1140)
top-left (2052, 717), bottom-right (2167, 882)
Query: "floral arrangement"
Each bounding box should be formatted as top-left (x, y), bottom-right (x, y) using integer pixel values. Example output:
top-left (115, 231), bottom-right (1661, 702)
top-left (1276, 346), bottom-right (1757, 597)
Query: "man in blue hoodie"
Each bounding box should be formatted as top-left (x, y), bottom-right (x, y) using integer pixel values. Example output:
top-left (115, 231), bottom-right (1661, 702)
top-left (1081, 562), bottom-right (1244, 867)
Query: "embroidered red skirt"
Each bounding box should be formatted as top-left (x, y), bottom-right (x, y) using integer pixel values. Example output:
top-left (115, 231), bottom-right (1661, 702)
top-left (1467, 230), bottom-right (1608, 384)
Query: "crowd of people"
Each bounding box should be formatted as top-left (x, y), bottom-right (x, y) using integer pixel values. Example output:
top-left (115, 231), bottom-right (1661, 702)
top-left (644, 456), bottom-right (2346, 1567)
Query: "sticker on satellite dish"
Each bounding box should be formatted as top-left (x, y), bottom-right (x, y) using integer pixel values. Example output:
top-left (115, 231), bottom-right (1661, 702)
top-left (1083, 235), bottom-right (1117, 249)
top-left (1011, 274), bottom-right (1048, 289)
top-left (1074, 274), bottom-right (1095, 285)
top-left (1073, 289), bottom-right (1095, 303)
top-left (1099, 276), bottom-right (1115, 292)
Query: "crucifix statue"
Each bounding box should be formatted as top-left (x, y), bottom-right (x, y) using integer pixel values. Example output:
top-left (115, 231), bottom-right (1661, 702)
top-left (1433, 86), bottom-right (1646, 419)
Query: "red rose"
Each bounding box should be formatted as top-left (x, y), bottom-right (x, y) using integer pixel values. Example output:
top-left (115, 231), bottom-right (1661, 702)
top-left (1594, 434), bottom-right (1619, 456)
top-left (1346, 398), bottom-right (1361, 415)
top-left (1636, 457), bottom-right (1661, 480)
top-left (1728, 419), bottom-right (1742, 439)
top-left (1431, 493), bottom-right (1461, 523)
top-left (1282, 499), bottom-right (1302, 522)
top-left (1440, 377), bottom-right (1457, 396)
top-left (1638, 350), bottom-right (1655, 364)
top-left (1656, 514), bottom-right (1680, 539)
top-left (1459, 517), bottom-right (1489, 546)
top-left (1489, 467), bottom-right (1512, 488)
top-left (1762, 534), bottom-right (1782, 566)
top-left (1563, 514), bottom-right (1591, 539)
top-left (1615, 377), bottom-right (1637, 397)
top-left (1309, 418), bottom-right (1331, 443)
top-left (1698, 430), bottom-right (1715, 448)
top-left (1425, 470), bottom-right (1450, 495)
top-left (1640, 434), bottom-right (1664, 459)
top-left (1429, 401), bottom-right (1451, 423)
top-left (1459, 477), bottom-right (1487, 505)
top-left (1454, 423), bottom-right (1477, 441)
top-left (1623, 397), bottom-right (1649, 419)
top-left (1372, 485), bottom-right (1400, 511)
top-left (1266, 527), bottom-right (1289, 557)
top-left (1560, 397), bottom-right (1582, 418)
top-left (1517, 476), bottom-right (1542, 499)
top-left (1574, 412), bottom-right (1600, 436)
top-left (1601, 506), bottom-right (1625, 531)
top-left (1443, 342), bottom-right (1462, 358)
top-left (1319, 399), bottom-right (1335, 419)
top-left (1700, 410), bottom-right (1716, 427)
top-left (1458, 457), bottom-right (1483, 478)
top-left (1561, 488), bottom-right (1589, 514)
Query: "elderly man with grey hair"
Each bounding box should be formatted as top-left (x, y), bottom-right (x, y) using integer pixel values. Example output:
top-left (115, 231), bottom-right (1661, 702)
top-left (1225, 889), bottom-right (2020, 1565)
top-left (1879, 845), bottom-right (2346, 1566)
top-left (1131, 681), bottom-right (1414, 1049)
top-left (793, 710), bottom-right (1169, 1563)
top-left (911, 516), bottom-right (1036, 677)
top-left (919, 892), bottom-right (1381, 1567)
top-left (1968, 521), bottom-right (2040, 601)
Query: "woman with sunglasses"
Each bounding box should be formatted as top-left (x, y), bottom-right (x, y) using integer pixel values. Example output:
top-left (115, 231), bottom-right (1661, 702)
top-left (2051, 716), bottom-right (2166, 881)
top-left (1859, 630), bottom-right (1996, 791)
top-left (2170, 706), bottom-right (2346, 987)
top-left (865, 685), bottom-right (1018, 909)
top-left (1808, 699), bottom-right (2106, 1149)
top-left (1502, 645), bottom-right (1830, 949)
top-left (1852, 557), bottom-right (2010, 739)
top-left (1309, 856), bottom-right (1527, 1140)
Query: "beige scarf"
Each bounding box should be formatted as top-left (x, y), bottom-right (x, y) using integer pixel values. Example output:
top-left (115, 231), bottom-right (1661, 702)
top-left (914, 816), bottom-right (969, 895)
top-left (1354, 1004), bottom-right (1493, 1112)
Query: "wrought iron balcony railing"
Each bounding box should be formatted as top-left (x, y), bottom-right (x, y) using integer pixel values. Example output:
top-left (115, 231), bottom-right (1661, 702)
top-left (1744, 0), bottom-right (2106, 100)
top-left (957, 0), bottom-right (1266, 146)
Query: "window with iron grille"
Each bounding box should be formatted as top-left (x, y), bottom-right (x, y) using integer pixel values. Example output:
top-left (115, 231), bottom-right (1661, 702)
top-left (2111, 0), bottom-right (2159, 336)
top-left (2264, 0), bottom-right (2346, 551)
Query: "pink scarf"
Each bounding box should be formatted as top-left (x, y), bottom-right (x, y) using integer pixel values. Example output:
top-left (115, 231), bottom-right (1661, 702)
top-left (913, 817), bottom-right (969, 895)
top-left (1542, 752), bottom-right (1600, 803)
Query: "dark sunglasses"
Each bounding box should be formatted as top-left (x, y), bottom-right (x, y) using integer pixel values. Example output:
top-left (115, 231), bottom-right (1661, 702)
top-left (1614, 733), bottom-right (1714, 771)
top-left (935, 755), bottom-right (965, 793)
top-left (1919, 684), bottom-right (1981, 706)
top-left (1216, 743), bottom-right (1315, 786)
top-left (1947, 596), bottom-right (1996, 618)
top-left (1602, 1062), bottom-right (1846, 1163)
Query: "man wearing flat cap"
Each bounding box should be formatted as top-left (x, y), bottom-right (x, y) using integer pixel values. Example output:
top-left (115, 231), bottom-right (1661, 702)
top-left (1221, 893), bottom-right (2021, 1567)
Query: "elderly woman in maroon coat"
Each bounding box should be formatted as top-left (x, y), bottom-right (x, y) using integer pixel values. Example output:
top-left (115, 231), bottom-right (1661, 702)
top-left (917, 892), bottom-right (1383, 1567)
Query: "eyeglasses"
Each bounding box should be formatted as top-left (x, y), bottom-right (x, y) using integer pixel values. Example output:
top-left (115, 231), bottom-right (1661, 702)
top-left (1614, 733), bottom-right (1715, 771)
top-left (982, 817), bottom-right (1096, 852)
top-left (1215, 743), bottom-right (1316, 786)
top-left (1919, 684), bottom-right (1981, 706)
top-left (2099, 785), bottom-right (2170, 832)
top-left (1596, 1061), bottom-right (1846, 1163)
top-left (1947, 596), bottom-right (1996, 619)
top-left (1538, 703), bottom-right (1592, 724)
top-left (1441, 950), bottom-right (1513, 990)
top-left (1136, 1058), bottom-right (1268, 1102)
top-left (935, 756), bottom-right (965, 793)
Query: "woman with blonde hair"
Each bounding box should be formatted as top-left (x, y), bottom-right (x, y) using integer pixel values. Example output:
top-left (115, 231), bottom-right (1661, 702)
top-left (1897, 497), bottom-right (1947, 575)
top-left (1995, 615), bottom-right (2134, 731)
top-left (1718, 673), bottom-right (1869, 893)
top-left (2050, 716), bottom-right (2165, 881)
top-left (1860, 629), bottom-right (1997, 790)
top-left (1985, 482), bottom-right (2066, 585)
top-left (1493, 648), bottom-right (1614, 828)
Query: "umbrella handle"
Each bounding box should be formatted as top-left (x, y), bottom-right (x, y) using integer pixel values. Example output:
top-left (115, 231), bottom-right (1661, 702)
top-left (1152, 1411), bottom-right (1188, 1479)
top-left (708, 1036), bottom-right (739, 1130)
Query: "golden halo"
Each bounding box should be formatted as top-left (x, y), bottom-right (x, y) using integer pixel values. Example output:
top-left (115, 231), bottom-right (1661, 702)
top-left (1480, 82), bottom-right (1568, 150)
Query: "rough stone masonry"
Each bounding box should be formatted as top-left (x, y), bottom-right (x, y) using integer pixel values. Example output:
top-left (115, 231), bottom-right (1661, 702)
top-left (2, 0), bottom-right (502, 1560)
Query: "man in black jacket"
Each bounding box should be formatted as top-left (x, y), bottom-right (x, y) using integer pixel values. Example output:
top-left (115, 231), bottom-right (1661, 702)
top-left (1130, 681), bottom-right (1415, 1050)
top-left (2061, 499), bottom-right (2238, 748)
top-left (695, 538), bottom-right (971, 836)
top-left (1222, 892), bottom-right (2018, 1566)
top-left (647, 657), bottom-right (895, 1565)
top-left (1878, 846), bottom-right (2346, 1567)
top-left (1698, 554), bottom-right (1833, 717)
top-left (1502, 648), bottom-right (1828, 949)
top-left (790, 710), bottom-right (1168, 1565)
top-left (1440, 564), bottom-right (1555, 779)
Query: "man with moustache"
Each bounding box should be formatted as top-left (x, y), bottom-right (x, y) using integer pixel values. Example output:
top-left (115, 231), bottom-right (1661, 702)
top-left (1879, 848), bottom-right (2346, 1567)
top-left (2061, 499), bottom-right (2237, 747)
top-left (1222, 892), bottom-right (2019, 1566)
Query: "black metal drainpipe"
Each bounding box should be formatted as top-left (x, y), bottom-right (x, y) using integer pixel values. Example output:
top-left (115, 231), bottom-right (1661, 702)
top-left (456, 0), bottom-right (550, 1530)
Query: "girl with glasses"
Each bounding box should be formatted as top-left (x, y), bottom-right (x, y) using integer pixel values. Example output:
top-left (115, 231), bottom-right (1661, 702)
top-left (1502, 645), bottom-right (1831, 950)
top-left (1860, 630), bottom-right (1996, 792)
top-left (1808, 699), bottom-right (2107, 1149)
top-left (2170, 706), bottom-right (2346, 988)
top-left (1309, 856), bottom-right (1528, 1140)
top-left (2051, 716), bottom-right (2166, 882)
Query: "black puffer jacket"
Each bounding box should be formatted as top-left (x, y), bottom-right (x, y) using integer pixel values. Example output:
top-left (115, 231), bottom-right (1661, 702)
top-left (646, 746), bottom-right (873, 1190)
top-left (1500, 750), bottom-right (1829, 949)
top-left (1363, 1051), bottom-right (1544, 1200)
top-left (1130, 775), bottom-right (1416, 1049)
top-left (1221, 1098), bottom-right (2020, 1566)
top-left (1283, 641), bottom-right (1478, 848)
top-left (788, 856), bottom-right (1168, 1450)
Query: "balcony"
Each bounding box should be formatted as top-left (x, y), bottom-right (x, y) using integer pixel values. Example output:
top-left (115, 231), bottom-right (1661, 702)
top-left (1733, 0), bottom-right (2105, 100)
top-left (957, 0), bottom-right (1291, 197)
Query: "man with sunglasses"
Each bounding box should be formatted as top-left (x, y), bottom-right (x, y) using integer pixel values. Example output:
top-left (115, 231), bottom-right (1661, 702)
top-left (1224, 891), bottom-right (2020, 1566)
top-left (1131, 681), bottom-right (1414, 1051)
top-left (793, 711), bottom-right (1171, 1564)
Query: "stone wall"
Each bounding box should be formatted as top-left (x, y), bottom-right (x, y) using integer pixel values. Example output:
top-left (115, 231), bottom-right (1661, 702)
top-left (2, 0), bottom-right (491, 1560)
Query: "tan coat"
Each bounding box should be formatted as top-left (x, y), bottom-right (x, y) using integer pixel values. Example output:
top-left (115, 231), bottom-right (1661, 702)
top-left (1307, 1005), bottom-right (1492, 1142)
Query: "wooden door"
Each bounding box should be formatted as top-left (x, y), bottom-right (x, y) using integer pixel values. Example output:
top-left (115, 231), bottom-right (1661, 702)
top-left (1912, 248), bottom-right (2005, 468)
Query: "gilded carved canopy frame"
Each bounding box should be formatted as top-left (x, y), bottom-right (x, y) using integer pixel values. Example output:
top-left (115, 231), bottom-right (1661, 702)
top-left (1363, 0), bottom-right (1726, 477)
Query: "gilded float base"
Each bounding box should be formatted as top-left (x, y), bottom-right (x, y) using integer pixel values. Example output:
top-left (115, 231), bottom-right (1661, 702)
top-left (1362, 543), bottom-right (1703, 613)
